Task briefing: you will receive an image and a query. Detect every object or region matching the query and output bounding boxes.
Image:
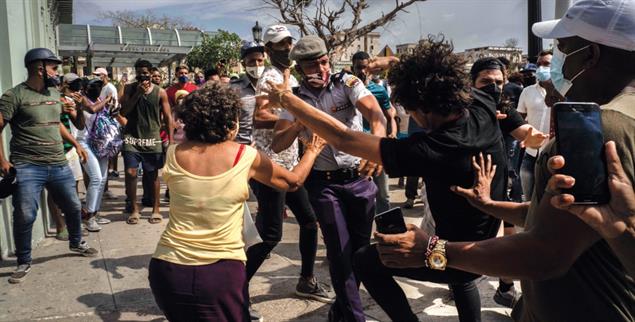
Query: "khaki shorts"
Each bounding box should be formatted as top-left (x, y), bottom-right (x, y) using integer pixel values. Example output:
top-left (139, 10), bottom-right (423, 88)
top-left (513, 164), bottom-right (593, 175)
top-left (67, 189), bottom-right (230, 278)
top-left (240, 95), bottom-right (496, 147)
top-left (66, 149), bottom-right (83, 181)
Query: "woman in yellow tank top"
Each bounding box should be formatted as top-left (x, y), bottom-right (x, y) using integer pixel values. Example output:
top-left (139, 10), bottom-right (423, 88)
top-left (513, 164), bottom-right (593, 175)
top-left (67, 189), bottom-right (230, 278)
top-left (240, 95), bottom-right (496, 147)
top-left (148, 83), bottom-right (325, 322)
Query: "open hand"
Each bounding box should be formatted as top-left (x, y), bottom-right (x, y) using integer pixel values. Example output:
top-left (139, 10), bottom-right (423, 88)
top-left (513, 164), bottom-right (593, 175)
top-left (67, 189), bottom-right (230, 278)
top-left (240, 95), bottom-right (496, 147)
top-left (520, 127), bottom-right (549, 149)
top-left (300, 134), bottom-right (326, 154)
top-left (547, 141), bottom-right (635, 239)
top-left (375, 223), bottom-right (430, 268)
top-left (264, 69), bottom-right (291, 106)
top-left (451, 153), bottom-right (497, 209)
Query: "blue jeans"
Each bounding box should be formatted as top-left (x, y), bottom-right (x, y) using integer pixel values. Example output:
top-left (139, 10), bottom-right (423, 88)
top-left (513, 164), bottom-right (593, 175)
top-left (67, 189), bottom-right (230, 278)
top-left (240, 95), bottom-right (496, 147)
top-left (12, 163), bottom-right (83, 265)
top-left (520, 153), bottom-right (537, 202)
top-left (80, 141), bottom-right (108, 213)
top-left (373, 171), bottom-right (391, 214)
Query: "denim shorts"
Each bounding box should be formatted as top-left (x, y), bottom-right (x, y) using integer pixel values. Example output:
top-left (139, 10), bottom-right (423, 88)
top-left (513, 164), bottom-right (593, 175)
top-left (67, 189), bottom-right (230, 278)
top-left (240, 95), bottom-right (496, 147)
top-left (122, 151), bottom-right (165, 172)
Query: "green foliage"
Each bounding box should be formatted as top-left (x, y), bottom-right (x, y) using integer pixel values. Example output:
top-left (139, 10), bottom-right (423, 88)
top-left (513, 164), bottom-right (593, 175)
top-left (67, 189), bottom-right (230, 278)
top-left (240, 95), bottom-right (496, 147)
top-left (186, 30), bottom-right (242, 75)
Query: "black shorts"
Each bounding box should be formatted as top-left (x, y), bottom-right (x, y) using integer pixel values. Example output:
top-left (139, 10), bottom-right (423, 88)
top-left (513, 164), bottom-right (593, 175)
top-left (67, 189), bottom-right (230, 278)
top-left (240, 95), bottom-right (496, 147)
top-left (123, 151), bottom-right (165, 172)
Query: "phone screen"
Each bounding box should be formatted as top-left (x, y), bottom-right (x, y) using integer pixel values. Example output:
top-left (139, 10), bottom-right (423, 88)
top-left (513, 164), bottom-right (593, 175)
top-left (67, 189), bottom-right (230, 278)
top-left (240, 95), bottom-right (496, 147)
top-left (554, 103), bottom-right (609, 204)
top-left (374, 208), bottom-right (407, 234)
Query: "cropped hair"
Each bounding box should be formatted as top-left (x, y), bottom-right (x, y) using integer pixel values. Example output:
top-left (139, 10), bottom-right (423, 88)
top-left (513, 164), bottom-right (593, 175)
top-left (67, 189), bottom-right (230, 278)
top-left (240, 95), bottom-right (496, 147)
top-left (134, 59), bottom-right (153, 70)
top-left (352, 51), bottom-right (371, 62)
top-left (388, 35), bottom-right (471, 116)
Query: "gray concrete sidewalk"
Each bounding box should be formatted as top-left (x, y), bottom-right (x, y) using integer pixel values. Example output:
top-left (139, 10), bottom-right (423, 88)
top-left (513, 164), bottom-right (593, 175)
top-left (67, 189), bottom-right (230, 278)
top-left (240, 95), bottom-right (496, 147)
top-left (0, 175), bottom-right (515, 322)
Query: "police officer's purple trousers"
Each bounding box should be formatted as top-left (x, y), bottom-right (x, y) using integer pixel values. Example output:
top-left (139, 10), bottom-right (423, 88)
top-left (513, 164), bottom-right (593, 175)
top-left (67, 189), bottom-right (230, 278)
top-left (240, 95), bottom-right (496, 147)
top-left (305, 174), bottom-right (377, 322)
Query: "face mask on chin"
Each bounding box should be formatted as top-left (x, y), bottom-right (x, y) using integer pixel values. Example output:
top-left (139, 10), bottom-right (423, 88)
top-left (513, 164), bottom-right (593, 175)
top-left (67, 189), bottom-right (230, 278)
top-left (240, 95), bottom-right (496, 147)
top-left (479, 82), bottom-right (502, 104)
top-left (246, 66), bottom-right (265, 79)
top-left (304, 70), bottom-right (330, 88)
top-left (178, 75), bottom-right (189, 83)
top-left (551, 45), bottom-right (589, 97)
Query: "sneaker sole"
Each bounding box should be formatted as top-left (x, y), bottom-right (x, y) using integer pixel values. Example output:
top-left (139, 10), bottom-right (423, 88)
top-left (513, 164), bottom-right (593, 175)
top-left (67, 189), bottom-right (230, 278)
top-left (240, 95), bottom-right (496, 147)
top-left (70, 250), bottom-right (99, 257)
top-left (295, 290), bottom-right (335, 304)
top-left (8, 277), bottom-right (25, 284)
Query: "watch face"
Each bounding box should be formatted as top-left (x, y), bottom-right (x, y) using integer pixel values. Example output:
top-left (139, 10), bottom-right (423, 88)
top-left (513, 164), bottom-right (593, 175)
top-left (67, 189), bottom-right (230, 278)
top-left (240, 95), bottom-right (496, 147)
top-left (429, 253), bottom-right (447, 270)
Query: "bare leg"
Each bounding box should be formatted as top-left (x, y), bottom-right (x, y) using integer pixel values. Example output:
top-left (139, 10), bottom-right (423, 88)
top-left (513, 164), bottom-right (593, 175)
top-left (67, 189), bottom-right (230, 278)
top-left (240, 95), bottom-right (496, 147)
top-left (125, 167), bottom-right (139, 214)
top-left (152, 171), bottom-right (160, 214)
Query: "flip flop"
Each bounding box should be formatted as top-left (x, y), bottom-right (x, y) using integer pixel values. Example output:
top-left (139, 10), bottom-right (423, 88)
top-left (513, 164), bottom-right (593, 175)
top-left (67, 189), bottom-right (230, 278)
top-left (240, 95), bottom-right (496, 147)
top-left (149, 213), bottom-right (163, 224)
top-left (126, 212), bottom-right (141, 225)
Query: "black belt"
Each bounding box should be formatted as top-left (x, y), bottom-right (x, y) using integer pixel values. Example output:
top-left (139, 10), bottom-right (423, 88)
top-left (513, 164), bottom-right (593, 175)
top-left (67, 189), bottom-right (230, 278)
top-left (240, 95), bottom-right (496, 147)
top-left (310, 167), bottom-right (360, 182)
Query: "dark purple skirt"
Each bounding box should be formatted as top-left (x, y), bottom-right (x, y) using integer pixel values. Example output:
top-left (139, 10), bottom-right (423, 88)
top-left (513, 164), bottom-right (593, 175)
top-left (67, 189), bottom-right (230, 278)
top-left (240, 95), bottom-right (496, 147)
top-left (148, 258), bottom-right (249, 322)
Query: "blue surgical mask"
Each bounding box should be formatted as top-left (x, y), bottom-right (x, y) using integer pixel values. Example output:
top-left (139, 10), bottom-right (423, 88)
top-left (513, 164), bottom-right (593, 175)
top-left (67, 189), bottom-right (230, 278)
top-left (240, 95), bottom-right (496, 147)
top-left (550, 45), bottom-right (589, 96)
top-left (178, 75), bottom-right (189, 83)
top-left (536, 66), bottom-right (551, 82)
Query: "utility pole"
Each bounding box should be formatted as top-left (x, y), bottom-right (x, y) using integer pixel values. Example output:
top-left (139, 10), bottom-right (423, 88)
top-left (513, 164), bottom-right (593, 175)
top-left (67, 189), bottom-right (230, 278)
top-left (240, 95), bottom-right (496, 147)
top-left (527, 0), bottom-right (543, 62)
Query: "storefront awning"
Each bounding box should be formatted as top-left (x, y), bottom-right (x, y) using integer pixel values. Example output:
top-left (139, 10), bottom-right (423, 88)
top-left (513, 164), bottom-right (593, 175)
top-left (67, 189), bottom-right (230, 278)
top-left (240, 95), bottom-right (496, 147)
top-left (56, 24), bottom-right (215, 67)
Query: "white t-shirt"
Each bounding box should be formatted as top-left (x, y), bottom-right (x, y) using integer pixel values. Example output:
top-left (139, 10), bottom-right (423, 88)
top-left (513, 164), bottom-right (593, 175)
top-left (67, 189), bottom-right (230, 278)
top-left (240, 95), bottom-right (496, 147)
top-left (99, 82), bottom-right (118, 108)
top-left (517, 83), bottom-right (550, 157)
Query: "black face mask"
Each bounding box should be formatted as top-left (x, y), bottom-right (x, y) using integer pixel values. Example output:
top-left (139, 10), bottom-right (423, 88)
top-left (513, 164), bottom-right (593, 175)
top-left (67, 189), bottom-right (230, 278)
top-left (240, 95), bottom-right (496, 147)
top-left (42, 62), bottom-right (60, 88)
top-left (136, 74), bottom-right (150, 82)
top-left (479, 83), bottom-right (502, 104)
top-left (269, 48), bottom-right (292, 69)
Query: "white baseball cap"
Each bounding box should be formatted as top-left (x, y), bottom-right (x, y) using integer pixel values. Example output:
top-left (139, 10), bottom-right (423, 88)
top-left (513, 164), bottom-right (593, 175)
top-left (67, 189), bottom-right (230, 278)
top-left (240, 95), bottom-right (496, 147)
top-left (532, 0), bottom-right (635, 51)
top-left (263, 25), bottom-right (293, 45)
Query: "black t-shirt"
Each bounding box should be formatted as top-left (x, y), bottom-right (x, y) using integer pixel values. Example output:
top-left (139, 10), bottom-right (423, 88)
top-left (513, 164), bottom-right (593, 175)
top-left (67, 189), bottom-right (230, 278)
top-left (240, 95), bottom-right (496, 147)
top-left (504, 82), bottom-right (523, 108)
top-left (380, 96), bottom-right (507, 242)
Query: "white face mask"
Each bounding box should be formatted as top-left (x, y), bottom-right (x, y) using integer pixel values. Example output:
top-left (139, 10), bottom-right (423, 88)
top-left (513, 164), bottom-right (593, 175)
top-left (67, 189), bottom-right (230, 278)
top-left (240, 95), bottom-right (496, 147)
top-left (246, 66), bottom-right (265, 79)
top-left (550, 45), bottom-right (589, 97)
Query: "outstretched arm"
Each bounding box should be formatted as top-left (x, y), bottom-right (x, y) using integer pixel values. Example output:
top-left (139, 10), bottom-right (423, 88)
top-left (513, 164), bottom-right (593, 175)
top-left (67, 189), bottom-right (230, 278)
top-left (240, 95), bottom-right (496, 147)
top-left (266, 71), bottom-right (383, 164)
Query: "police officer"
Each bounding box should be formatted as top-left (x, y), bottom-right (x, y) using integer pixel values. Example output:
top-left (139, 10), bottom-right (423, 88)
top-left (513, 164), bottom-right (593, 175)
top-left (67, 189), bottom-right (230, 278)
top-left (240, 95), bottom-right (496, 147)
top-left (272, 35), bottom-right (386, 322)
top-left (0, 48), bottom-right (98, 284)
top-left (231, 40), bottom-right (266, 145)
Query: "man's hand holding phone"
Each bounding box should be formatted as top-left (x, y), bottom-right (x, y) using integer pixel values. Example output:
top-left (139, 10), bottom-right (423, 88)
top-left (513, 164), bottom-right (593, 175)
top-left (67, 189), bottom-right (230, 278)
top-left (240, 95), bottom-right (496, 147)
top-left (547, 141), bottom-right (635, 240)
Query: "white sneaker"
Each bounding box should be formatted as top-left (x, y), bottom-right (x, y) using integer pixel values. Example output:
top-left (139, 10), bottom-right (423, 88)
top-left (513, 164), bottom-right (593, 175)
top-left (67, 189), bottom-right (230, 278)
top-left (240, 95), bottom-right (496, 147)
top-left (95, 214), bottom-right (111, 225)
top-left (84, 216), bottom-right (102, 232)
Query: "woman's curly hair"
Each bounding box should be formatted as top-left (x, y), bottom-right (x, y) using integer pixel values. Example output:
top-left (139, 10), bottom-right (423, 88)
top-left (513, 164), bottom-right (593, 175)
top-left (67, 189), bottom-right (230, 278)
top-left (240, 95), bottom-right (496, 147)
top-left (174, 82), bottom-right (241, 144)
top-left (388, 35), bottom-right (471, 116)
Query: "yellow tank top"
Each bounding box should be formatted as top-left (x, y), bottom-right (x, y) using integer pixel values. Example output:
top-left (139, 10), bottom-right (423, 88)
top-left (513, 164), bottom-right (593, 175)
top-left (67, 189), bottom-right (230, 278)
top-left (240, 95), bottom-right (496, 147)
top-left (153, 144), bottom-right (257, 265)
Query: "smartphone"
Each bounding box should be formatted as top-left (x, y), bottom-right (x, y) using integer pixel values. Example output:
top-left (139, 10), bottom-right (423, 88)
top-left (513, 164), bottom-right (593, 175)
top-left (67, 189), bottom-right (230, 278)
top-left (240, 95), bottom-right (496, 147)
top-left (374, 208), bottom-right (407, 234)
top-left (553, 102), bottom-right (609, 204)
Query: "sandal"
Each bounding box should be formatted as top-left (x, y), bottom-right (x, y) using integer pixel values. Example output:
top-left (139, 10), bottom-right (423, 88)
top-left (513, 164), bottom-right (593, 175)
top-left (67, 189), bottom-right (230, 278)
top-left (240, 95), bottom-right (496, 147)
top-left (55, 229), bottom-right (69, 241)
top-left (149, 213), bottom-right (163, 224)
top-left (126, 212), bottom-right (141, 225)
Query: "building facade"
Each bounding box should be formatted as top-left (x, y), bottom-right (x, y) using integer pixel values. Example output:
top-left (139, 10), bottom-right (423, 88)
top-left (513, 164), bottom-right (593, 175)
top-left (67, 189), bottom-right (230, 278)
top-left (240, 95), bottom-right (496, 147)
top-left (395, 43), bottom-right (417, 56)
top-left (459, 46), bottom-right (524, 71)
top-left (332, 32), bottom-right (381, 71)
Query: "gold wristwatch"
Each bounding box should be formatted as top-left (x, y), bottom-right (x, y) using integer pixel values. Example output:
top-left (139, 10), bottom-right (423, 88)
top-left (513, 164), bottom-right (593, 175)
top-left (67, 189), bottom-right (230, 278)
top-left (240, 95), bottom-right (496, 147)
top-left (427, 239), bottom-right (448, 271)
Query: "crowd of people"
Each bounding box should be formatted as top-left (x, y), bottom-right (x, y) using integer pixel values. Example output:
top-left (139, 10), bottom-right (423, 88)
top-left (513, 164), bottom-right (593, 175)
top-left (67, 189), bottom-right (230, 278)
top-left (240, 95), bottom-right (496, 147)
top-left (0, 0), bottom-right (633, 321)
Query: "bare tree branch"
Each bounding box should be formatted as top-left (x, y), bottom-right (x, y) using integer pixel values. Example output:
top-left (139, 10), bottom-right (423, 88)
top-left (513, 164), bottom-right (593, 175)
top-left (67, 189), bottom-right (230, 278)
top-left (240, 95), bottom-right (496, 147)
top-left (262, 0), bottom-right (426, 59)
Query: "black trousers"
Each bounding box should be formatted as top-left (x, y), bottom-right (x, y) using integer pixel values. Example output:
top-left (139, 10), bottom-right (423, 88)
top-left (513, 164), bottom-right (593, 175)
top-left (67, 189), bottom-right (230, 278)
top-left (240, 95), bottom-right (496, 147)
top-left (353, 244), bottom-right (483, 322)
top-left (245, 181), bottom-right (319, 282)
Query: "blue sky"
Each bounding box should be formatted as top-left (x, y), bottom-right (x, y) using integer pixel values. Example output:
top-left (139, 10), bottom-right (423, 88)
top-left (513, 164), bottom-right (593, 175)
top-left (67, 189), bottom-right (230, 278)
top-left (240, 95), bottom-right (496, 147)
top-left (73, 0), bottom-right (561, 53)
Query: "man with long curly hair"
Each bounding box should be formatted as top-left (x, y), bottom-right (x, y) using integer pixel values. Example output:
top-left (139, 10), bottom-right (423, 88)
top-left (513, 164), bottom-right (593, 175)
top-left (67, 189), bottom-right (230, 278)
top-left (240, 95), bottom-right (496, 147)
top-left (264, 35), bottom-right (507, 322)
